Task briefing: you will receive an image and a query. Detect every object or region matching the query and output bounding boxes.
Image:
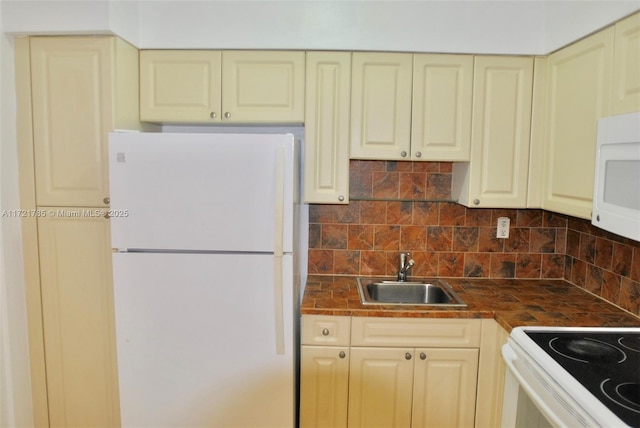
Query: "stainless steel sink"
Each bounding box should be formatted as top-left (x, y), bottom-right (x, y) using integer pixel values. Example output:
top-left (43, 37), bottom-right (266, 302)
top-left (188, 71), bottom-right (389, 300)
top-left (357, 278), bottom-right (467, 307)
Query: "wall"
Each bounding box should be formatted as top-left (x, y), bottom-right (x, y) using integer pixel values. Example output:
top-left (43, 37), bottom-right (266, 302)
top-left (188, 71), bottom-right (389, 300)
top-left (0, 27), bottom-right (34, 428)
top-left (2, 0), bottom-right (639, 54)
top-left (308, 160), bottom-right (640, 317)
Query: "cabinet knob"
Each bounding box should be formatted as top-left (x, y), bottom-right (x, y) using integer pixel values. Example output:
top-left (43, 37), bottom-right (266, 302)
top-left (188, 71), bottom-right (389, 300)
top-left (104, 212), bottom-right (110, 219)
top-left (420, 352), bottom-right (427, 360)
top-left (322, 328), bottom-right (330, 336)
top-left (210, 112), bottom-right (217, 119)
top-left (103, 197), bottom-right (110, 205)
top-left (405, 353), bottom-right (412, 360)
top-left (224, 112), bottom-right (231, 119)
top-left (415, 151), bottom-right (422, 158)
top-left (400, 151), bottom-right (408, 158)
top-left (339, 351), bottom-right (346, 359)
top-left (473, 199), bottom-right (480, 205)
top-left (338, 195), bottom-right (345, 202)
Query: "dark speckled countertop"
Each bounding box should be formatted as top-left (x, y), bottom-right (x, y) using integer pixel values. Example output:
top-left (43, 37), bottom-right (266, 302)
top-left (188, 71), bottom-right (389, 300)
top-left (301, 275), bottom-right (640, 332)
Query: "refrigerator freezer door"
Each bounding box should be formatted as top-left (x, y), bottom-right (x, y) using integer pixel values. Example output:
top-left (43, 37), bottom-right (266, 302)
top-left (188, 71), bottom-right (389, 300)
top-left (112, 252), bottom-right (295, 427)
top-left (109, 132), bottom-right (295, 252)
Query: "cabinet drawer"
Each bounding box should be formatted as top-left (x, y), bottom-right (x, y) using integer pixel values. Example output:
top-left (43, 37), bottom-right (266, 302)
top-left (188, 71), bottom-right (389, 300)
top-left (351, 317), bottom-right (481, 348)
top-left (302, 315), bottom-right (351, 346)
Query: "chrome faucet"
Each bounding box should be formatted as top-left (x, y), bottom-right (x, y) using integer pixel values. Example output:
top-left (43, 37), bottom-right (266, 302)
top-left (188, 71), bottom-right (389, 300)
top-left (397, 252), bottom-right (415, 282)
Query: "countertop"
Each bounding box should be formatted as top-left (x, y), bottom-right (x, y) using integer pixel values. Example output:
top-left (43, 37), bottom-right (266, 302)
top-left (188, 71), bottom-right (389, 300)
top-left (301, 275), bottom-right (640, 332)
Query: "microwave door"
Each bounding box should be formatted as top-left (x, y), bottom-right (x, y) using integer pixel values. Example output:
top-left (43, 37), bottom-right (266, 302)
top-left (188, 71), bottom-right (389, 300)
top-left (592, 112), bottom-right (640, 242)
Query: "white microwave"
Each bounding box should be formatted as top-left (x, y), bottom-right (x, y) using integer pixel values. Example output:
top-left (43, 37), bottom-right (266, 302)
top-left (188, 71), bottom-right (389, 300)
top-left (592, 112), bottom-right (640, 242)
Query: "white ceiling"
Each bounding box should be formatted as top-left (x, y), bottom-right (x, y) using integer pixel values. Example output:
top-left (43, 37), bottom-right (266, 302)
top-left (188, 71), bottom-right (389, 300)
top-left (2, 0), bottom-right (639, 54)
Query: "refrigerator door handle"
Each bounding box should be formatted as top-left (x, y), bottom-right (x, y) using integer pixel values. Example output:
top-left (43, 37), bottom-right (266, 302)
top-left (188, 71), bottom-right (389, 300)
top-left (273, 147), bottom-right (285, 354)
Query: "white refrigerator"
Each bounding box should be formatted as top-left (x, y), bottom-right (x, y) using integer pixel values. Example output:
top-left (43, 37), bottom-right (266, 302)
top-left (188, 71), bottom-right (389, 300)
top-left (108, 132), bottom-right (306, 427)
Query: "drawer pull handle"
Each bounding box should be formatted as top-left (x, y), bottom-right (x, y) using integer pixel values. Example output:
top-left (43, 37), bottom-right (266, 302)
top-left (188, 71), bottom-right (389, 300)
top-left (322, 328), bottom-right (330, 336)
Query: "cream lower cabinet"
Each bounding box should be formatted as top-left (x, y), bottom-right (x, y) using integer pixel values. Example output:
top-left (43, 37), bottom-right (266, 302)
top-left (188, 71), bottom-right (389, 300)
top-left (37, 210), bottom-right (119, 427)
top-left (140, 50), bottom-right (305, 123)
top-left (300, 346), bottom-right (350, 428)
top-left (542, 27), bottom-right (614, 219)
top-left (301, 316), bottom-right (482, 428)
top-left (304, 51), bottom-right (351, 204)
top-left (412, 348), bottom-right (479, 428)
top-left (452, 56), bottom-right (534, 208)
top-left (348, 347), bottom-right (414, 427)
top-left (300, 316), bottom-right (351, 428)
top-left (348, 347), bottom-right (478, 428)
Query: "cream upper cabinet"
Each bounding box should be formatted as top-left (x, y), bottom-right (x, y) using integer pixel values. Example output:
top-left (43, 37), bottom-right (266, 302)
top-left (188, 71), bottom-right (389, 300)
top-left (350, 52), bottom-right (413, 160)
top-left (411, 54), bottom-right (473, 161)
top-left (30, 36), bottom-right (139, 207)
top-left (542, 28), bottom-right (614, 219)
top-left (412, 348), bottom-right (479, 428)
top-left (611, 12), bottom-right (640, 115)
top-left (140, 50), bottom-right (222, 123)
top-left (304, 52), bottom-right (351, 204)
top-left (140, 50), bottom-right (305, 123)
top-left (37, 211), bottom-right (119, 427)
top-left (452, 56), bottom-right (534, 208)
top-left (222, 51), bottom-right (305, 123)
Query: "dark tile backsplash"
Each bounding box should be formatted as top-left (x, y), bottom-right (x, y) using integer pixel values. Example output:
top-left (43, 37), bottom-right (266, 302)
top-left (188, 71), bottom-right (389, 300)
top-left (308, 160), bottom-right (640, 317)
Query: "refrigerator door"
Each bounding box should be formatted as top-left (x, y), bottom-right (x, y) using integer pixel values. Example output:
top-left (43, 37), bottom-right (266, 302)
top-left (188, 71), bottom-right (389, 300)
top-left (112, 252), bottom-right (295, 427)
top-left (109, 132), bottom-right (295, 253)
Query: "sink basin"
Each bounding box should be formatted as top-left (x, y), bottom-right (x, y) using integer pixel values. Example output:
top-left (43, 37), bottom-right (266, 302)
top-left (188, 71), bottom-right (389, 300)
top-left (357, 278), bottom-right (466, 307)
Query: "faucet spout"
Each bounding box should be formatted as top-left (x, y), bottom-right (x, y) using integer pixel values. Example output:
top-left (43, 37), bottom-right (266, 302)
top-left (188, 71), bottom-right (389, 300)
top-left (397, 252), bottom-right (415, 281)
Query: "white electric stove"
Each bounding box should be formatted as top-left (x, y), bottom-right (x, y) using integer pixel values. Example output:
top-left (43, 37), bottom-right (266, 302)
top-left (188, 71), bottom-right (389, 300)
top-left (502, 326), bottom-right (640, 428)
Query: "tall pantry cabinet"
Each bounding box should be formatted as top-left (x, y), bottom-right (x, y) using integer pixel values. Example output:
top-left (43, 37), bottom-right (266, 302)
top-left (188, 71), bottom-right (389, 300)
top-left (16, 36), bottom-right (141, 427)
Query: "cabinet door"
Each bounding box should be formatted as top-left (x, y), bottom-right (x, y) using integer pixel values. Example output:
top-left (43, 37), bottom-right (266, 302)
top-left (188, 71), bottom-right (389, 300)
top-left (139, 50), bottom-right (222, 123)
top-left (300, 346), bottom-right (349, 428)
top-left (348, 347), bottom-right (414, 428)
top-left (412, 348), bottom-right (479, 428)
top-left (30, 37), bottom-right (114, 207)
top-left (37, 210), bottom-right (119, 427)
top-left (304, 52), bottom-right (351, 204)
top-left (221, 51), bottom-right (305, 123)
top-left (350, 52), bottom-right (413, 160)
top-left (412, 54), bottom-right (473, 161)
top-left (611, 12), bottom-right (640, 115)
top-left (543, 28), bottom-right (614, 219)
top-left (453, 56), bottom-right (533, 208)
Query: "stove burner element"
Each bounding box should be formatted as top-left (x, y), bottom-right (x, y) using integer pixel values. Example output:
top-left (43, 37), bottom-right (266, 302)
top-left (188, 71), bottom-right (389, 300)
top-left (550, 337), bottom-right (627, 364)
top-left (619, 336), bottom-right (640, 353)
top-left (601, 380), bottom-right (640, 415)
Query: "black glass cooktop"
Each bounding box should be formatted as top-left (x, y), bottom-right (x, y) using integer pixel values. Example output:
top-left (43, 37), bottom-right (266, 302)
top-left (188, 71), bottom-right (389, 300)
top-left (526, 331), bottom-right (640, 427)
